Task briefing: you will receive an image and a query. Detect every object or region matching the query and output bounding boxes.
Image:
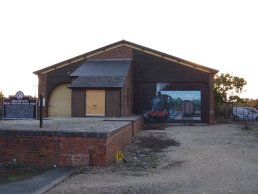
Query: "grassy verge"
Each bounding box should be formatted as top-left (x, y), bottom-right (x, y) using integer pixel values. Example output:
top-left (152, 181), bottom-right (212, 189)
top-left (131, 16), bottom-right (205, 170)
top-left (0, 161), bottom-right (48, 184)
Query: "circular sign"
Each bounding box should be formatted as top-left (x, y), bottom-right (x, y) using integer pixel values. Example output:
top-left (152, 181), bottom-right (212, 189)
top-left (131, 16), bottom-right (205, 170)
top-left (15, 91), bottom-right (24, 100)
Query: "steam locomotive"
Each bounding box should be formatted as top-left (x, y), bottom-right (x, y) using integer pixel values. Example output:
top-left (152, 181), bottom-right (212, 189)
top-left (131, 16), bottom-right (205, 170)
top-left (144, 92), bottom-right (171, 122)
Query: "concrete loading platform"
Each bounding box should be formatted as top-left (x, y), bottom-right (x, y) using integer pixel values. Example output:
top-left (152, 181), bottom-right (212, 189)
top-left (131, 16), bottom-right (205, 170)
top-left (0, 116), bottom-right (143, 167)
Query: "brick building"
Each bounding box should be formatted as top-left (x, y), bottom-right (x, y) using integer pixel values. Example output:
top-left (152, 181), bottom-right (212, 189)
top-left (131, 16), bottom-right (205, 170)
top-left (34, 40), bottom-right (218, 124)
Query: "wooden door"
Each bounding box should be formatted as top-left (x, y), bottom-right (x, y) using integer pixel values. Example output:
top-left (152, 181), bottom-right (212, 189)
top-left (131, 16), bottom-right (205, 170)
top-left (86, 90), bottom-right (105, 116)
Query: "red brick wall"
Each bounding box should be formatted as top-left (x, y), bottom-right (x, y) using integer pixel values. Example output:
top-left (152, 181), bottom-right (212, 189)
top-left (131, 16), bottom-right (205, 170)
top-left (106, 124), bottom-right (132, 164)
top-left (106, 118), bottom-right (144, 163)
top-left (0, 133), bottom-right (107, 167)
top-left (0, 117), bottom-right (143, 167)
top-left (132, 116), bottom-right (144, 136)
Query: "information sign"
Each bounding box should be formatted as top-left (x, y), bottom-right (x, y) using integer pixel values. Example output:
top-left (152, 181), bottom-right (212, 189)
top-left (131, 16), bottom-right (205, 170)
top-left (3, 91), bottom-right (37, 119)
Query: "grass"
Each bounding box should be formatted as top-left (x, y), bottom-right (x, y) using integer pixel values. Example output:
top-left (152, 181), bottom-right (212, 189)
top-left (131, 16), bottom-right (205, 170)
top-left (0, 162), bottom-right (47, 184)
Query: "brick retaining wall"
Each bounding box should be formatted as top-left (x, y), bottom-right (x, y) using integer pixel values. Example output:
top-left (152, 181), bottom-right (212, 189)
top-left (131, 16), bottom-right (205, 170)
top-left (0, 117), bottom-right (143, 167)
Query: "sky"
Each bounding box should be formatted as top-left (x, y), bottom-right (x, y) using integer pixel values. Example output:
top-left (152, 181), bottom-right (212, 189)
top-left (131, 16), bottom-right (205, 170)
top-left (162, 91), bottom-right (201, 101)
top-left (0, 0), bottom-right (257, 99)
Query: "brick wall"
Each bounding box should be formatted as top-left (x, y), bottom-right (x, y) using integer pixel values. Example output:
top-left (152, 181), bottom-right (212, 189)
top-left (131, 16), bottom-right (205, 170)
top-left (132, 116), bottom-right (144, 136)
top-left (71, 89), bottom-right (123, 117)
top-left (106, 124), bottom-right (132, 164)
top-left (38, 74), bottom-right (48, 117)
top-left (0, 132), bottom-right (107, 166)
top-left (72, 90), bottom-right (86, 117)
top-left (121, 65), bottom-right (133, 116)
top-left (37, 45), bottom-right (133, 119)
top-left (132, 50), bottom-right (212, 123)
top-left (106, 117), bottom-right (144, 163)
top-left (105, 90), bottom-right (121, 117)
top-left (37, 61), bottom-right (84, 117)
top-left (0, 117), bottom-right (143, 167)
top-left (89, 45), bottom-right (133, 60)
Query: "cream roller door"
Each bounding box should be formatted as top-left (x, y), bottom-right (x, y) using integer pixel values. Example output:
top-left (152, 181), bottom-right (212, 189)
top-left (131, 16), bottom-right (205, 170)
top-left (48, 84), bottom-right (71, 117)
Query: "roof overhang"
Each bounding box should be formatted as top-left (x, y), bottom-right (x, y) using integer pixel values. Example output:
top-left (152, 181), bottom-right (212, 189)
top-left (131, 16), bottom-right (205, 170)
top-left (69, 76), bottom-right (126, 88)
top-left (33, 40), bottom-right (219, 75)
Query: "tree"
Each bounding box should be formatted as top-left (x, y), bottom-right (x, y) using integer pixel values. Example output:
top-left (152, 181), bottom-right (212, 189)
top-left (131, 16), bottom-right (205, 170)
top-left (214, 73), bottom-right (247, 106)
top-left (0, 91), bottom-right (3, 102)
top-left (242, 98), bottom-right (258, 108)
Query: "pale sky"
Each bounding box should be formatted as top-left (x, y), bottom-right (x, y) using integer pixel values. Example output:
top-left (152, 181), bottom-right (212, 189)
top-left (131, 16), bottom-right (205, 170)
top-left (0, 0), bottom-right (257, 99)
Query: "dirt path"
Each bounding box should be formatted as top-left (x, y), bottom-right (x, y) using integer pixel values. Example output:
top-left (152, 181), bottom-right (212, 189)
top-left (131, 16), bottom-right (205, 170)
top-left (46, 124), bottom-right (258, 194)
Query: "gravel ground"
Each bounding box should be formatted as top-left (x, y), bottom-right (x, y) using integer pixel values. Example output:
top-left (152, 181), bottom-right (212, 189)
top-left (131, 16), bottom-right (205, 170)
top-left (46, 124), bottom-right (258, 194)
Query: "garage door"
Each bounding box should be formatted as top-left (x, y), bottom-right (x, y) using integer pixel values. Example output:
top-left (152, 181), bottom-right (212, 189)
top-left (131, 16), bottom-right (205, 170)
top-left (86, 90), bottom-right (105, 116)
top-left (48, 84), bottom-right (71, 117)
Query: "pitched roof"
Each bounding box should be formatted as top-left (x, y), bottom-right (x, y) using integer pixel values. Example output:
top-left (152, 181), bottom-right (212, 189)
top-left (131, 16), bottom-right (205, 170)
top-left (69, 59), bottom-right (131, 88)
top-left (33, 40), bottom-right (218, 75)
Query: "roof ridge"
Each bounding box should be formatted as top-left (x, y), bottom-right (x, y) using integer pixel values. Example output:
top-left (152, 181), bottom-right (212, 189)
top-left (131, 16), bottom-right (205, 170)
top-left (34, 40), bottom-right (218, 75)
top-left (87, 59), bottom-right (132, 61)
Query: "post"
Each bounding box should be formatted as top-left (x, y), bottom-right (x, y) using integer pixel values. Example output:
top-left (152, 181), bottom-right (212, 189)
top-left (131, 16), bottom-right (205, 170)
top-left (39, 94), bottom-right (43, 128)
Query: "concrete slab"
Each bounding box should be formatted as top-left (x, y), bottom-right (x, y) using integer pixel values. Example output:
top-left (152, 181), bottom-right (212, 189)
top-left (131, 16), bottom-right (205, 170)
top-left (0, 116), bottom-right (143, 166)
top-left (0, 116), bottom-right (141, 138)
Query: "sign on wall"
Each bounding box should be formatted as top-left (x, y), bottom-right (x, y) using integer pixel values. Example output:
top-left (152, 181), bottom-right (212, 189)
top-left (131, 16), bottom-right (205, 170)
top-left (3, 91), bottom-right (37, 119)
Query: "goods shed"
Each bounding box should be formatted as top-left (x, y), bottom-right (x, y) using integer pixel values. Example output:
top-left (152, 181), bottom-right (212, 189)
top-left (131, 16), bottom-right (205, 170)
top-left (34, 40), bottom-right (218, 124)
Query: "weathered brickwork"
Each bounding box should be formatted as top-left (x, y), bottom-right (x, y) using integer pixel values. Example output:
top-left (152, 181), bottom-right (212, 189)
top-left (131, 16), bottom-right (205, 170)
top-left (0, 117), bottom-right (143, 167)
top-left (0, 133), bottom-right (105, 166)
top-left (106, 124), bottom-right (132, 163)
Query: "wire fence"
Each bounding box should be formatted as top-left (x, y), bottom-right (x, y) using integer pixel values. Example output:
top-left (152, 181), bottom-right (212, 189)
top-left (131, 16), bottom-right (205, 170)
top-left (215, 103), bottom-right (258, 125)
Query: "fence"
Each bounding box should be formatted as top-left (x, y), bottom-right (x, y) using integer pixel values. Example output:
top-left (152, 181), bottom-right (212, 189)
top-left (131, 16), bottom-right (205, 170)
top-left (215, 103), bottom-right (258, 125)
